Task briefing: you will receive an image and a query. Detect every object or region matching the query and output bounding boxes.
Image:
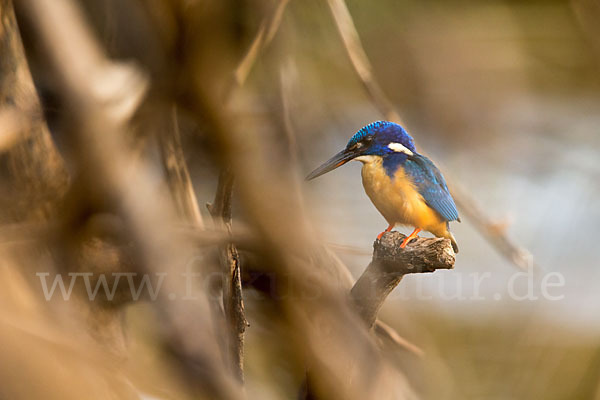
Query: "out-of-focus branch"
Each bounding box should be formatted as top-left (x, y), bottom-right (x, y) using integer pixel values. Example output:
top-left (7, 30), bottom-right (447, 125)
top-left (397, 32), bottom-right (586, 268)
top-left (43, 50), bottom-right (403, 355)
top-left (0, 0), bottom-right (68, 222)
top-left (326, 0), bottom-right (402, 124)
top-left (159, 106), bottom-right (204, 227)
top-left (351, 232), bottom-right (455, 328)
top-left (326, 0), bottom-right (537, 271)
top-left (207, 170), bottom-right (247, 383)
top-left (0, 107), bottom-right (28, 152)
top-left (201, 0), bottom-right (291, 381)
top-left (373, 320), bottom-right (424, 357)
top-left (14, 0), bottom-right (241, 398)
top-left (225, 0), bottom-right (290, 101)
top-left (449, 183), bottom-right (537, 271)
top-left (207, 170), bottom-right (235, 221)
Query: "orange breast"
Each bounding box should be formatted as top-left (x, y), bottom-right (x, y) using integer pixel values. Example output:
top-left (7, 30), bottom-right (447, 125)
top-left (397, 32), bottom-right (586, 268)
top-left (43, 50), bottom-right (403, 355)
top-left (360, 157), bottom-right (447, 234)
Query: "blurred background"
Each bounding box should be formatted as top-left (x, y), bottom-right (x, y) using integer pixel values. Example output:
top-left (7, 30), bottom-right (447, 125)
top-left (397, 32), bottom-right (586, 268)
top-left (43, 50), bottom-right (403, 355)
top-left (1, 0), bottom-right (599, 399)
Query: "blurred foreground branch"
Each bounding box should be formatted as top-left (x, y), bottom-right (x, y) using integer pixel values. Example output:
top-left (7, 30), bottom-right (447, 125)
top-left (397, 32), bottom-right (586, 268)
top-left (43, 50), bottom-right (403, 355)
top-left (0, 0), bottom-right (68, 222)
top-left (14, 0), bottom-right (242, 397)
top-left (159, 106), bottom-right (204, 227)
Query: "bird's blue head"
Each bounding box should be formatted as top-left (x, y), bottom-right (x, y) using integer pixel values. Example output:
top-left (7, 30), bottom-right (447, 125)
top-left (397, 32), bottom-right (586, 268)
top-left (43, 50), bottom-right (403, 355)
top-left (307, 121), bottom-right (417, 180)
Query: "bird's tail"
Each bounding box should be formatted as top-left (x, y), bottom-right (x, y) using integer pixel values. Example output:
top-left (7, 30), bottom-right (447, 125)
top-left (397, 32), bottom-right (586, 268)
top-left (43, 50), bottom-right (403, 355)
top-left (449, 232), bottom-right (459, 253)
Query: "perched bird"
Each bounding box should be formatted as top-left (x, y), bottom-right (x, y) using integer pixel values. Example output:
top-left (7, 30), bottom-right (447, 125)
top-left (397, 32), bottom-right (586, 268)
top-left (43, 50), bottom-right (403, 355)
top-left (307, 121), bottom-right (460, 253)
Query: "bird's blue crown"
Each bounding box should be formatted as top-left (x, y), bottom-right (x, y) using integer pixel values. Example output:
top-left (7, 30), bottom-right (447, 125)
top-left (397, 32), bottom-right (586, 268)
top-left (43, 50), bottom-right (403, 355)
top-left (347, 121), bottom-right (416, 156)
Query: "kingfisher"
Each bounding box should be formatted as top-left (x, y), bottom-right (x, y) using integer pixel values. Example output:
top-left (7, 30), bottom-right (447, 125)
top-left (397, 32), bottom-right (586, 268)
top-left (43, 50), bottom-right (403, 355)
top-left (307, 121), bottom-right (460, 253)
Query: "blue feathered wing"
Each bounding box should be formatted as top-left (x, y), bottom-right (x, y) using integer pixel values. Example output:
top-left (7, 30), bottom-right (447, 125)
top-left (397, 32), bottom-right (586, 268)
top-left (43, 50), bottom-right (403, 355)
top-left (404, 154), bottom-right (460, 222)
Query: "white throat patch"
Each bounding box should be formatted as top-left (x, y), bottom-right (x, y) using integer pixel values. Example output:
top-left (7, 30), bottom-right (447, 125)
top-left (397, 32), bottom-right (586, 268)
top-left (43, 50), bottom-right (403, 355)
top-left (388, 142), bottom-right (414, 156)
top-left (354, 155), bottom-right (378, 164)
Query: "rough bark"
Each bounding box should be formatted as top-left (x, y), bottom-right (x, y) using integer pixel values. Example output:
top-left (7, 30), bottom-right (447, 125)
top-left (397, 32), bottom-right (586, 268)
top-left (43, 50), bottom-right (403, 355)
top-left (351, 232), bottom-right (456, 328)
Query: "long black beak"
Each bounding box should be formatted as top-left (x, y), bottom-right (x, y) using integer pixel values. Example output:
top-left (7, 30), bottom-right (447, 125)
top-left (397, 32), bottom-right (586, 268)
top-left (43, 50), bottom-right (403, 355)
top-left (306, 148), bottom-right (358, 180)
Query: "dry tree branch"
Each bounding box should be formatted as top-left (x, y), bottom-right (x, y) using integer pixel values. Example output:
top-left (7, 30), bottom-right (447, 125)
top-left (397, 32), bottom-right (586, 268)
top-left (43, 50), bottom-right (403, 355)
top-left (0, 107), bottom-right (29, 152)
top-left (326, 0), bottom-right (403, 123)
top-left (326, 0), bottom-right (537, 271)
top-left (207, 169), bottom-right (248, 383)
top-left (351, 232), bottom-right (455, 328)
top-left (201, 0), bottom-right (291, 382)
top-left (159, 106), bottom-right (204, 227)
top-left (449, 184), bottom-right (537, 271)
top-left (300, 232), bottom-right (452, 399)
top-left (14, 0), bottom-right (242, 398)
top-left (224, 0), bottom-right (291, 101)
top-left (160, 106), bottom-right (247, 382)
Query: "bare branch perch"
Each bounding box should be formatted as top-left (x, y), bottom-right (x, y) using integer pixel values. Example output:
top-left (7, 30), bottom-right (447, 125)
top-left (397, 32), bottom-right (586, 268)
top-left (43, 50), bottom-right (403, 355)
top-left (351, 232), bottom-right (455, 328)
top-left (300, 232), bottom-right (452, 399)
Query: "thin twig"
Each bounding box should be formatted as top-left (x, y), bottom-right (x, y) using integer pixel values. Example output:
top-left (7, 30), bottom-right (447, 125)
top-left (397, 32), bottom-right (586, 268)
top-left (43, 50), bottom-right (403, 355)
top-left (207, 170), bottom-right (247, 383)
top-left (450, 183), bottom-right (538, 271)
top-left (159, 106), bottom-right (204, 227)
top-left (326, 0), bottom-right (537, 271)
top-left (326, 0), bottom-right (402, 124)
top-left (224, 0), bottom-right (291, 102)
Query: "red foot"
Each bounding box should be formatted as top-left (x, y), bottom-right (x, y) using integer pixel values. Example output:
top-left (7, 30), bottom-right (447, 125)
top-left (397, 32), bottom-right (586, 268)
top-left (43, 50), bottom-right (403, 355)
top-left (377, 224), bottom-right (394, 240)
top-left (400, 228), bottom-right (421, 248)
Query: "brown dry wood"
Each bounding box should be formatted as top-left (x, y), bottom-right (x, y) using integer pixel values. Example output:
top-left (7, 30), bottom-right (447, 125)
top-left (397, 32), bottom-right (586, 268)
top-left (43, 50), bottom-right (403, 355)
top-left (159, 107), bottom-right (204, 227)
top-left (203, 0), bottom-right (292, 382)
top-left (301, 231), bottom-right (454, 400)
top-left (207, 169), bottom-right (247, 383)
top-left (351, 232), bottom-right (455, 328)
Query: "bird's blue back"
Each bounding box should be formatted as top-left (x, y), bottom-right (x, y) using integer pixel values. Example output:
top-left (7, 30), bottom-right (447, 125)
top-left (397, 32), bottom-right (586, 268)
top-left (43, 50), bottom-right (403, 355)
top-left (403, 154), bottom-right (460, 222)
